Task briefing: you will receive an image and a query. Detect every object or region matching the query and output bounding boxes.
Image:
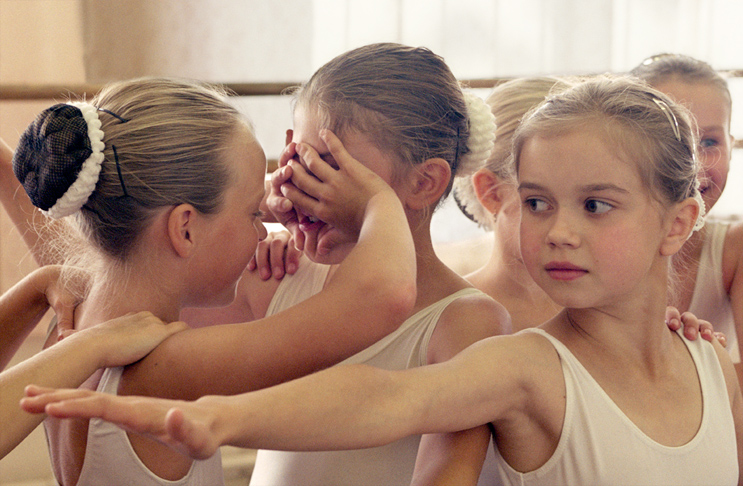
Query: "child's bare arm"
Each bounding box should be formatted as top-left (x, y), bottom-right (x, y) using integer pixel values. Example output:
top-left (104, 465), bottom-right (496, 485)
top-left (412, 425), bottom-right (491, 486)
top-left (0, 265), bottom-right (76, 370)
top-left (0, 139), bottom-right (63, 265)
top-left (3, 312), bottom-right (186, 459)
top-left (25, 334), bottom-right (537, 458)
top-left (726, 223), bottom-right (743, 388)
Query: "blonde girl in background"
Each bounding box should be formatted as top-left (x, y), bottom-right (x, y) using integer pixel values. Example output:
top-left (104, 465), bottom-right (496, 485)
top-left (453, 77), bottom-right (571, 331)
top-left (11, 77), bottom-right (417, 485)
top-left (29, 75), bottom-right (743, 485)
top-left (631, 53), bottom-right (743, 385)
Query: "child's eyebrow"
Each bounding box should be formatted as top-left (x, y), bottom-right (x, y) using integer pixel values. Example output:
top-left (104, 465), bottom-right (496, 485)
top-left (517, 182), bottom-right (546, 192)
top-left (578, 183), bottom-right (630, 194)
top-left (517, 182), bottom-right (630, 194)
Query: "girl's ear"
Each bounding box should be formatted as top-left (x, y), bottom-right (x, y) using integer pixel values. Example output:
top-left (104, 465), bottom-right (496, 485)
top-left (659, 198), bottom-right (700, 256)
top-left (167, 204), bottom-right (197, 258)
top-left (406, 158), bottom-right (451, 210)
top-left (472, 168), bottom-right (509, 216)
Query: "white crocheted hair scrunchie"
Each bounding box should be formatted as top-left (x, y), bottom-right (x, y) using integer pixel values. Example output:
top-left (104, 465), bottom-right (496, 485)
top-left (451, 90), bottom-right (496, 226)
top-left (45, 102), bottom-right (106, 219)
top-left (456, 90), bottom-right (496, 178)
top-left (690, 181), bottom-right (706, 235)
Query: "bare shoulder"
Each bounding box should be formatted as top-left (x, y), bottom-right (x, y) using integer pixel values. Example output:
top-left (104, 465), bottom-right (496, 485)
top-left (427, 291), bottom-right (512, 364)
top-left (451, 331), bottom-right (565, 420)
top-left (722, 219), bottom-right (743, 291)
top-left (711, 337), bottom-right (742, 406)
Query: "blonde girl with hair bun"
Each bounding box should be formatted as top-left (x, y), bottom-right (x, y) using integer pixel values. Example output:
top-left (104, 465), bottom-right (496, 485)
top-left (12, 76), bottom-right (418, 486)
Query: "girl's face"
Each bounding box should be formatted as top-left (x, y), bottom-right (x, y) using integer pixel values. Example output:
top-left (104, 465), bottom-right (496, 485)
top-left (192, 126), bottom-right (268, 307)
top-left (517, 129), bottom-right (668, 310)
top-left (289, 105), bottom-right (401, 264)
top-left (655, 80), bottom-right (733, 213)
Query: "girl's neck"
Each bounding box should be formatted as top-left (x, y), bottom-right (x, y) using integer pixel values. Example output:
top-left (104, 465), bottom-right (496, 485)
top-left (75, 267), bottom-right (181, 331)
top-left (467, 241), bottom-right (561, 331)
top-left (411, 223), bottom-right (472, 309)
top-left (545, 278), bottom-right (674, 368)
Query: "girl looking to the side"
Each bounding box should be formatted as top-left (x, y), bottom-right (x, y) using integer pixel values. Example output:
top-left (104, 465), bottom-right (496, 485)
top-left (29, 75), bottom-right (743, 486)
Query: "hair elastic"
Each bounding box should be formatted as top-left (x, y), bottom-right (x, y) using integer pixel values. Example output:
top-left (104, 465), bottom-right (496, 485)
top-left (652, 97), bottom-right (682, 142)
top-left (43, 102), bottom-right (105, 218)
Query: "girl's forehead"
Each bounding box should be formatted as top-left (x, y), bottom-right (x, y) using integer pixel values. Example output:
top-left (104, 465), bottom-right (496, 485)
top-left (655, 79), bottom-right (732, 122)
top-left (518, 129), bottom-right (641, 181)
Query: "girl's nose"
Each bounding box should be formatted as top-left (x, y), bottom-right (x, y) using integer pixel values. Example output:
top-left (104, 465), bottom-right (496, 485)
top-left (546, 210), bottom-right (580, 248)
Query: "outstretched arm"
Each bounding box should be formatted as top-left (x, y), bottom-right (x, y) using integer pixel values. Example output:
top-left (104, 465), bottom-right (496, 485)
top-left (411, 425), bottom-right (491, 486)
top-left (2, 310), bottom-right (186, 459)
top-left (0, 266), bottom-right (76, 370)
top-left (23, 333), bottom-right (538, 460)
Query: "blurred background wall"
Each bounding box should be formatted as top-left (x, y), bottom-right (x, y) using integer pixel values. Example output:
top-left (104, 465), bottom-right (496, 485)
top-left (1, 0), bottom-right (742, 483)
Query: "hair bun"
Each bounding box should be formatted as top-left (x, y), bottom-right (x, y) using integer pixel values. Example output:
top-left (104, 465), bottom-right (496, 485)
top-left (13, 102), bottom-right (105, 218)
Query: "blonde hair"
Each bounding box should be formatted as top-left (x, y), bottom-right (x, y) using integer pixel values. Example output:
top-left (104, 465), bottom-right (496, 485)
top-left (453, 76), bottom-right (575, 228)
top-left (513, 75), bottom-right (701, 207)
top-left (74, 77), bottom-right (249, 261)
top-left (631, 53), bottom-right (732, 121)
top-left (292, 43), bottom-right (475, 205)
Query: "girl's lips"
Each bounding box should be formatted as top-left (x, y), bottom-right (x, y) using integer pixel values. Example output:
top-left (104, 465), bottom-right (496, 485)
top-left (297, 210), bottom-right (324, 232)
top-left (545, 262), bottom-right (587, 281)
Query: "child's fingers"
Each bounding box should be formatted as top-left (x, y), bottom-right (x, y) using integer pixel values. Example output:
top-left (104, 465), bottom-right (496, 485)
top-left (278, 141), bottom-right (297, 168)
top-left (295, 141), bottom-right (336, 183)
top-left (165, 408), bottom-right (218, 460)
top-left (320, 130), bottom-right (354, 171)
top-left (713, 331), bottom-right (728, 348)
top-left (282, 160), bottom-right (325, 209)
top-left (253, 235), bottom-right (276, 280)
top-left (284, 239), bottom-right (301, 275)
top-left (269, 233), bottom-right (290, 279)
top-left (21, 386), bottom-right (96, 414)
top-left (664, 305), bottom-right (682, 331)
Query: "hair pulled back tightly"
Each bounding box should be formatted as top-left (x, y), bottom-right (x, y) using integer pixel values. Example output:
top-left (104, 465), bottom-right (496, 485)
top-left (13, 102), bottom-right (105, 219)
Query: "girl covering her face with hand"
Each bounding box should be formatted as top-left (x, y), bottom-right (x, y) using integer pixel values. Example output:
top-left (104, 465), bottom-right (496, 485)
top-left (251, 42), bottom-right (509, 486)
top-left (28, 75), bottom-right (743, 486)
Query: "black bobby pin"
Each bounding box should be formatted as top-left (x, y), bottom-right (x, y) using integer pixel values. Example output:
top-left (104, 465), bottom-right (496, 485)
top-left (451, 126), bottom-right (461, 175)
top-left (97, 107), bottom-right (130, 123)
top-left (112, 145), bottom-right (129, 197)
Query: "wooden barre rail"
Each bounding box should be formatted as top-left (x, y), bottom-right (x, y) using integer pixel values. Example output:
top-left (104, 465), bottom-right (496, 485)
top-left (0, 79), bottom-right (512, 100)
top-left (2, 71), bottom-right (743, 100)
top-left (3, 75), bottom-right (742, 151)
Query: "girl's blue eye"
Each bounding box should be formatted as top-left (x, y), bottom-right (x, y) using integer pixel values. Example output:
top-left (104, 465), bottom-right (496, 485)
top-left (525, 198), bottom-right (550, 212)
top-left (585, 199), bottom-right (612, 214)
top-left (700, 138), bottom-right (718, 149)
